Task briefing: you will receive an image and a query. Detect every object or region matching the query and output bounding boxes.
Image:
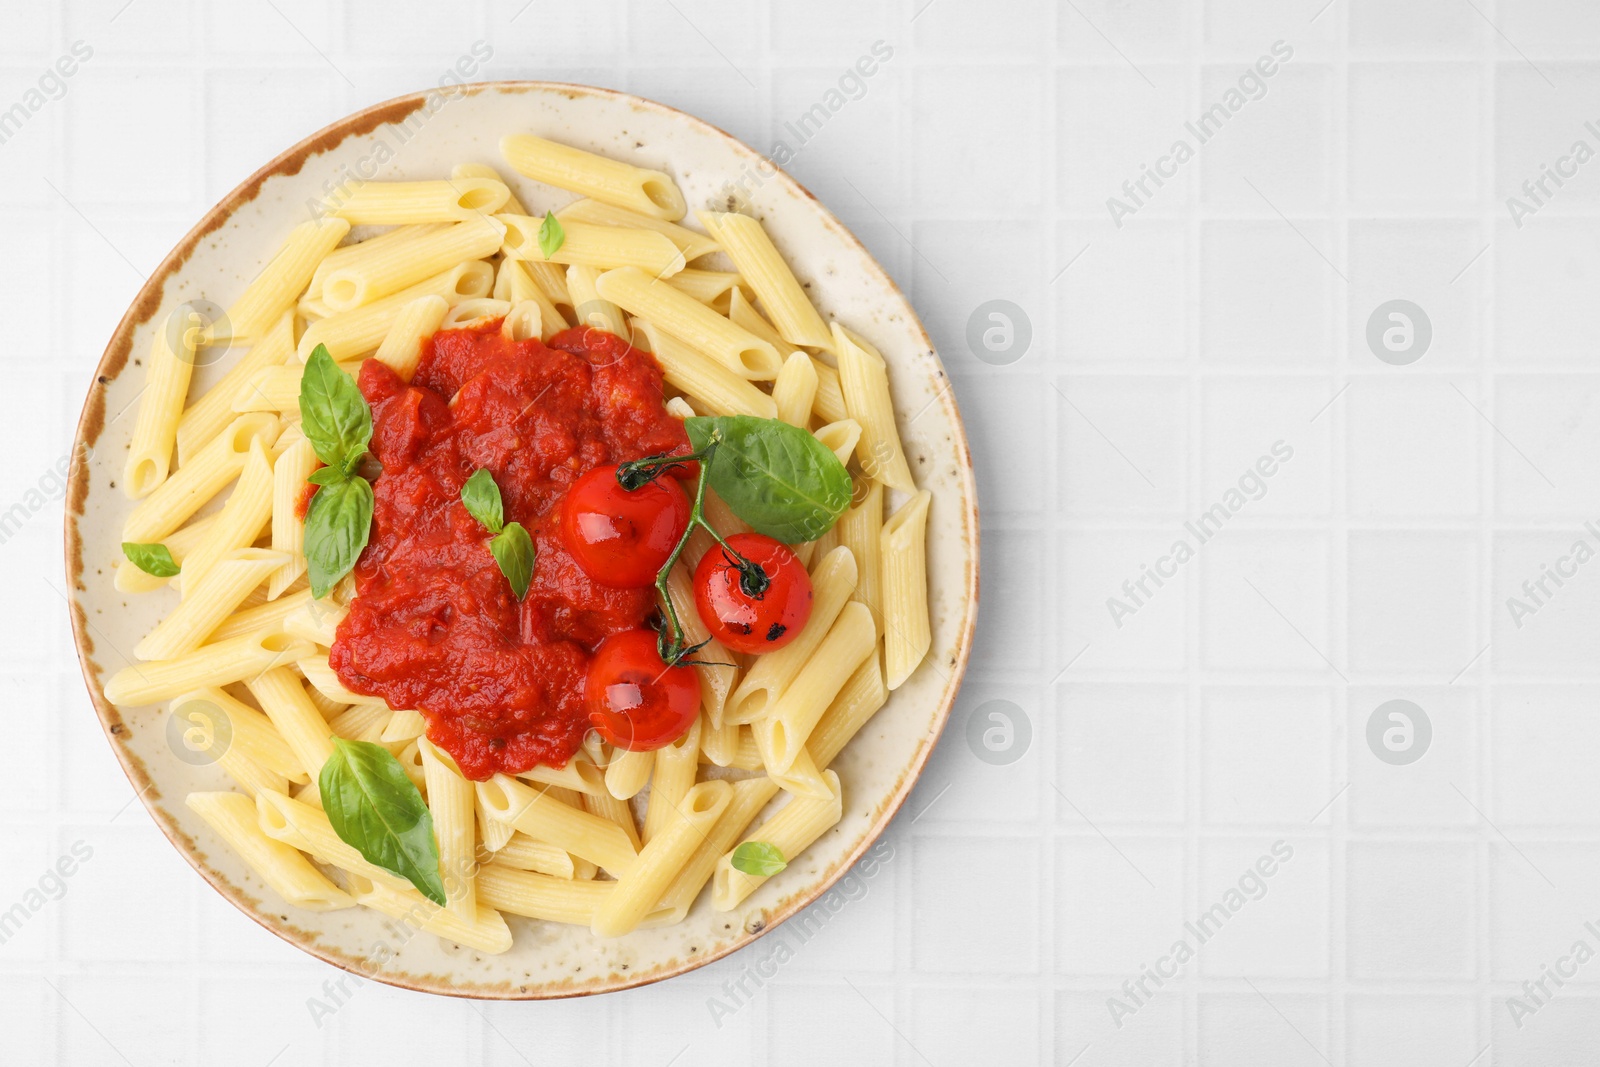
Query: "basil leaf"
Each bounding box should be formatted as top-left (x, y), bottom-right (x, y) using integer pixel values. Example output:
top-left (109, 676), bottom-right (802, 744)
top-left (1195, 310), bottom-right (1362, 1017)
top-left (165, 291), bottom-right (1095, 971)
top-left (537, 210), bottom-right (565, 259)
top-left (460, 468), bottom-right (504, 533)
top-left (685, 416), bottom-right (851, 542)
top-left (303, 474), bottom-right (373, 598)
top-left (305, 465), bottom-right (344, 486)
top-left (731, 841), bottom-right (787, 877)
top-left (319, 738), bottom-right (446, 906)
top-left (490, 521), bottom-right (535, 600)
top-left (122, 541), bottom-right (179, 578)
top-left (299, 344), bottom-right (372, 473)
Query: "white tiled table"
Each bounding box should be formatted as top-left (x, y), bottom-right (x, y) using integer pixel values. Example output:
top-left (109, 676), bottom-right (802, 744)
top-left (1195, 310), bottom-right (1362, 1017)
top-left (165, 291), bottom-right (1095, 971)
top-left (5, 1), bottom-right (1600, 1063)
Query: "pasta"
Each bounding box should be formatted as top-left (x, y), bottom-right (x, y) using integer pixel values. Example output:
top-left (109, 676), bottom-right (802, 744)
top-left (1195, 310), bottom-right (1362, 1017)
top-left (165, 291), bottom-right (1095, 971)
top-left (107, 139), bottom-right (935, 957)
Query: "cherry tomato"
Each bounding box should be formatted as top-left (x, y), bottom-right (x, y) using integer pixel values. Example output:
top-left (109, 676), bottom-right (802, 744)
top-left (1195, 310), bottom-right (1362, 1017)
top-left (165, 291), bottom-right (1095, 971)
top-left (585, 629), bottom-right (701, 751)
top-left (560, 464), bottom-right (690, 588)
top-left (693, 533), bottom-right (814, 655)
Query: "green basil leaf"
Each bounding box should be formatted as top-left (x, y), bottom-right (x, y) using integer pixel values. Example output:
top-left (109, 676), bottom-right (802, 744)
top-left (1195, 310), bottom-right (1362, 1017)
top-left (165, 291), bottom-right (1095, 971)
top-left (299, 344), bottom-right (372, 472)
top-left (305, 465), bottom-right (344, 486)
top-left (319, 738), bottom-right (446, 906)
top-left (685, 416), bottom-right (852, 542)
top-left (121, 541), bottom-right (179, 578)
top-left (460, 468), bottom-right (504, 534)
top-left (490, 522), bottom-right (535, 600)
top-left (730, 841), bottom-right (787, 877)
top-left (537, 210), bottom-right (565, 259)
top-left (303, 474), bottom-right (373, 598)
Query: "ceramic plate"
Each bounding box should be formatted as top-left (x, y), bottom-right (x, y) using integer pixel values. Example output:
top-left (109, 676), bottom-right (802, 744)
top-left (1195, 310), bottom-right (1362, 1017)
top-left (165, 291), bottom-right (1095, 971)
top-left (64, 81), bottom-right (978, 998)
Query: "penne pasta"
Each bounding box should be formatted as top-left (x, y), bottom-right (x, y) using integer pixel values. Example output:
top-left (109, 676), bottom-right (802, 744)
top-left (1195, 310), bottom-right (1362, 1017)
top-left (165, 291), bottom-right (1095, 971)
top-left (833, 322), bottom-right (915, 491)
top-left (713, 771), bottom-right (842, 911)
top-left (631, 319), bottom-right (778, 420)
top-left (564, 264), bottom-right (628, 337)
top-left (372, 295), bottom-right (450, 382)
top-left (325, 179), bottom-right (510, 225)
top-left (881, 489), bottom-right (932, 689)
top-left (501, 133), bottom-right (687, 220)
top-left (122, 413), bottom-right (280, 544)
top-left (558, 198), bottom-right (719, 260)
top-left (188, 792), bottom-right (353, 910)
top-left (124, 306), bottom-right (205, 498)
top-left (837, 479), bottom-right (884, 630)
top-left (476, 775), bottom-right (638, 876)
top-left (597, 267), bottom-right (781, 379)
top-left (592, 779), bottom-right (730, 937)
top-left (267, 437), bottom-right (317, 599)
top-left (699, 210), bottom-right (833, 351)
top-left (643, 716), bottom-right (701, 845)
top-left (103, 632), bottom-right (314, 707)
top-left (754, 601), bottom-right (877, 775)
top-left (772, 351), bottom-right (819, 428)
top-left (323, 218), bottom-right (507, 311)
top-left (225, 218), bottom-right (351, 344)
top-left (297, 260), bottom-right (495, 363)
top-left (135, 548), bottom-right (286, 660)
top-left (418, 738), bottom-right (479, 921)
top-left (246, 666), bottom-right (336, 779)
top-left (499, 216), bottom-right (685, 278)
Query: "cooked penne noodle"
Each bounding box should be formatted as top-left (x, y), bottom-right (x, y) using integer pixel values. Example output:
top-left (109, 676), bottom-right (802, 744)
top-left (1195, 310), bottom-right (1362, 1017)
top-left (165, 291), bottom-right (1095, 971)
top-left (666, 268), bottom-right (744, 307)
top-left (499, 216), bottom-right (685, 278)
top-left (515, 756), bottom-right (607, 797)
top-left (124, 306), bottom-right (205, 498)
top-left (523, 258), bottom-right (573, 311)
top-left (756, 601), bottom-right (877, 774)
top-left (173, 686), bottom-right (305, 782)
top-left (764, 744), bottom-right (836, 800)
top-left (558, 198), bottom-right (719, 260)
top-left (135, 549), bottom-right (286, 660)
top-left (297, 261), bottom-right (494, 363)
top-left (225, 218), bottom-right (350, 344)
top-left (881, 489), bottom-right (932, 689)
top-left (441, 297), bottom-right (511, 330)
top-left (837, 479), bottom-right (884, 630)
top-left (381, 708), bottom-right (426, 743)
top-left (476, 775), bottom-right (638, 875)
top-left (726, 286), bottom-right (788, 352)
top-left (188, 792), bottom-right (353, 910)
top-left (369, 294), bottom-right (450, 383)
top-left (297, 653), bottom-right (375, 706)
top-left (772, 351), bottom-right (819, 427)
top-left (327, 701), bottom-right (388, 742)
top-left (643, 716), bottom-right (701, 845)
top-left (326, 178), bottom-right (510, 225)
top-left (501, 133), bottom-right (686, 220)
top-left (500, 300), bottom-right (543, 342)
top-left (724, 546), bottom-right (857, 724)
top-left (345, 875), bottom-right (513, 954)
top-left (631, 319), bottom-right (778, 420)
top-left (592, 779), bottom-right (729, 937)
top-left (564, 264), bottom-right (627, 337)
top-left (809, 651), bottom-right (888, 769)
top-left (604, 746), bottom-right (653, 800)
top-left (812, 360), bottom-right (848, 424)
top-left (597, 267), bottom-right (781, 379)
top-left (267, 437), bottom-right (317, 598)
top-left (323, 219), bottom-right (507, 311)
top-left (176, 439), bottom-right (275, 596)
top-left (697, 711), bottom-right (742, 767)
top-left (713, 771), bottom-right (842, 911)
top-left (418, 738), bottom-right (478, 921)
top-left (122, 413), bottom-right (280, 543)
top-left (246, 666), bottom-right (336, 778)
top-left (478, 864), bottom-right (660, 926)
top-left (664, 563), bottom-right (737, 726)
top-left (170, 695), bottom-right (287, 797)
top-left (814, 418), bottom-right (862, 468)
top-left (833, 322), bottom-right (915, 490)
top-left (103, 632), bottom-right (314, 707)
top-left (655, 775), bottom-right (778, 922)
top-left (114, 514), bottom-right (217, 595)
top-left (582, 790), bottom-right (642, 853)
top-left (307, 223), bottom-right (448, 300)
top-left (499, 259), bottom-right (569, 338)
top-left (699, 210), bottom-right (834, 351)
top-left (452, 162), bottom-right (528, 214)
top-left (206, 587), bottom-right (314, 644)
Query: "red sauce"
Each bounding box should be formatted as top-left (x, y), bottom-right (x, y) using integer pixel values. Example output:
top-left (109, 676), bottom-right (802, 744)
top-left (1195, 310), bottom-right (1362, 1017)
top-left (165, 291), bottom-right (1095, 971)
top-left (328, 323), bottom-right (689, 780)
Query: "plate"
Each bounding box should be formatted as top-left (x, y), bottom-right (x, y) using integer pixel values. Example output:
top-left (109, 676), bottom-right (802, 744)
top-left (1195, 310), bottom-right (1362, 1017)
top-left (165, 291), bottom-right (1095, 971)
top-left (64, 81), bottom-right (979, 998)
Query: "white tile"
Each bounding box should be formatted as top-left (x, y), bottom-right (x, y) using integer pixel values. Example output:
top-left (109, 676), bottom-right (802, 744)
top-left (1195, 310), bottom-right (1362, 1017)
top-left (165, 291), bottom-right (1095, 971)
top-left (1495, 64), bottom-right (1600, 213)
top-left (778, 847), bottom-right (898, 973)
top-left (0, 826), bottom-right (57, 960)
top-left (1346, 219), bottom-right (1484, 367)
top-left (1059, 65), bottom-right (1190, 218)
top-left (1058, 685), bottom-right (1185, 824)
top-left (913, 220), bottom-right (1045, 374)
top-left (1060, 0), bottom-right (1187, 56)
top-left (57, 972), bottom-right (195, 1065)
top-left (914, 835), bottom-right (1040, 973)
top-left (1347, 532), bottom-right (1479, 674)
top-left (1059, 376), bottom-right (1187, 517)
top-left (913, 66), bottom-right (1042, 214)
top-left (1196, 836), bottom-right (1328, 978)
top-left (1347, 841), bottom-right (1476, 979)
top-left (970, 528), bottom-right (1044, 669)
top-left (1204, 4), bottom-right (1338, 49)
top-left (618, 973), bottom-right (756, 1065)
top-left (1344, 378), bottom-right (1481, 516)
top-left (61, 823), bottom-right (196, 962)
top-left (1200, 65), bottom-right (1332, 212)
top-left (910, 986), bottom-right (1040, 1064)
top-left (1056, 838), bottom-right (1184, 975)
top-left (0, 8), bottom-right (51, 54)
top-left (329, 984), bottom-right (483, 1062)
top-left (203, 68), bottom-right (346, 202)
top-left (1498, 3), bottom-right (1600, 56)
top-left (0, 978), bottom-right (51, 1062)
top-left (342, 0), bottom-right (484, 55)
top-left (489, 0), bottom-right (622, 56)
top-left (199, 971), bottom-right (331, 1064)
top-left (1492, 376), bottom-right (1600, 516)
top-left (768, 983), bottom-right (896, 1066)
top-left (1492, 685), bottom-right (1600, 823)
top-left (196, 885), bottom-right (309, 964)
top-left (1200, 378), bottom-right (1331, 517)
top-left (1489, 842), bottom-right (1600, 983)
top-left (924, 683), bottom-right (1042, 826)
top-left (1198, 532), bottom-right (1333, 674)
top-left (912, 0), bottom-right (1053, 56)
top-left (65, 0), bottom-right (194, 53)
top-left (1058, 220), bottom-right (1187, 364)
top-left (1202, 688), bottom-right (1332, 824)
top-left (1057, 990), bottom-right (1183, 1065)
top-left (1349, 0), bottom-right (1480, 50)
top-left (634, 66), bottom-right (764, 164)
top-left (0, 674), bottom-right (54, 812)
top-left (206, 0), bottom-right (337, 53)
top-left (1491, 995), bottom-right (1600, 1067)
top-left (626, 0), bottom-right (763, 65)
top-left (1197, 992), bottom-right (1332, 1066)
top-left (1060, 528), bottom-right (1188, 672)
top-left (1492, 533), bottom-right (1600, 676)
top-left (770, 0), bottom-right (890, 53)
top-left (1346, 995), bottom-right (1482, 1067)
top-left (0, 68), bottom-right (54, 206)
top-left (481, 993), bottom-right (614, 1064)
top-left (63, 70), bottom-right (195, 205)
top-left (1348, 63), bottom-right (1481, 207)
top-left (1200, 221), bottom-right (1335, 364)
top-left (1348, 687), bottom-right (1479, 828)
top-left (1495, 219), bottom-right (1600, 365)
top-left (958, 373), bottom-right (1052, 515)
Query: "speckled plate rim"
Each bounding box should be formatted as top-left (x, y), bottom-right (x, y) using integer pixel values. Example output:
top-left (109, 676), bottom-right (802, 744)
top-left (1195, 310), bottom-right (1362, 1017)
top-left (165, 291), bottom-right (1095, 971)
top-left (63, 80), bottom-right (980, 999)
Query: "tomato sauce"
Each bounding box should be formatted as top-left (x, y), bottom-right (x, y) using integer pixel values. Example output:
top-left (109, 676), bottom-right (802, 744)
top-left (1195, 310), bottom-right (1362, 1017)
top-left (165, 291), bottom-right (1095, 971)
top-left (327, 323), bottom-right (689, 780)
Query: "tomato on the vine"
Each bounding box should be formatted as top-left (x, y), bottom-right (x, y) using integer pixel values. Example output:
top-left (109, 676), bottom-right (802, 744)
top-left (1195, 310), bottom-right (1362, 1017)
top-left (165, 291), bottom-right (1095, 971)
top-left (560, 464), bottom-right (690, 588)
top-left (693, 532), bottom-right (813, 655)
top-left (584, 629), bottom-right (701, 751)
